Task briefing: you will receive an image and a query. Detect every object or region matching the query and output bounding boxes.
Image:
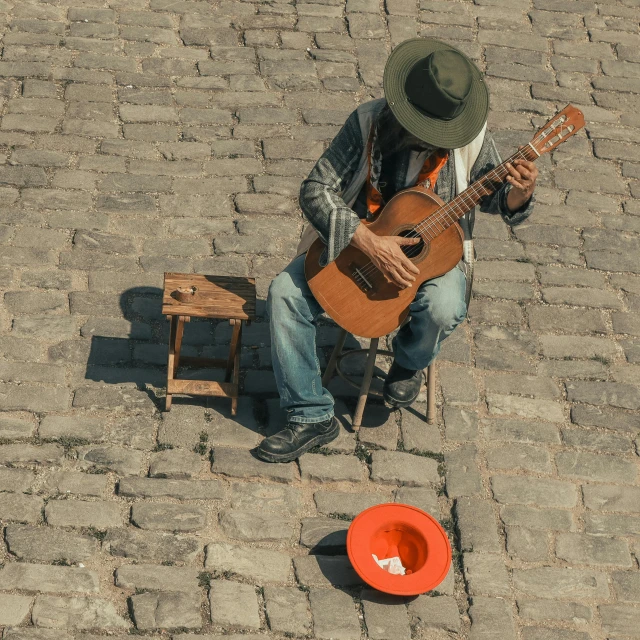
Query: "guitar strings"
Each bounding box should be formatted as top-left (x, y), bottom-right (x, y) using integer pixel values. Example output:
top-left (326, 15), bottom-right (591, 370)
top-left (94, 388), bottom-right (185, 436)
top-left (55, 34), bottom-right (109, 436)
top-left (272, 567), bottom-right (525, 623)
top-left (353, 147), bottom-right (532, 285)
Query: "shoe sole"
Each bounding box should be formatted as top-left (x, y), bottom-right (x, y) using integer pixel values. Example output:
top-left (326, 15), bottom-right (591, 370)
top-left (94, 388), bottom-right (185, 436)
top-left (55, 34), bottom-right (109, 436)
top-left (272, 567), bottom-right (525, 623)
top-left (382, 386), bottom-right (421, 409)
top-left (256, 419), bottom-right (340, 463)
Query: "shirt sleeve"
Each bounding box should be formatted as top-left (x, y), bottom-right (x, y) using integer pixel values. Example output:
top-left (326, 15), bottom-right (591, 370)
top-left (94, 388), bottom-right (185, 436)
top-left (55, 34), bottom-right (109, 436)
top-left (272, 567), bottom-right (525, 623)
top-left (299, 109), bottom-right (365, 265)
top-left (470, 131), bottom-right (534, 226)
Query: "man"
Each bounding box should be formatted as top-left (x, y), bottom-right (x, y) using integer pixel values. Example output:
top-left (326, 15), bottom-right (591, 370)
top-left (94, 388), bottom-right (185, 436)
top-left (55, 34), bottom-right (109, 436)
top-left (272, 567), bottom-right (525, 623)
top-left (257, 38), bottom-right (538, 463)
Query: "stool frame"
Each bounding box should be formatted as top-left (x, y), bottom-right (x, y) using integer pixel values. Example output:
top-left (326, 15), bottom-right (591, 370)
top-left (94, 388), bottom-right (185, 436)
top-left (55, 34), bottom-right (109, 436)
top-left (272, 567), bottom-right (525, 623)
top-left (322, 328), bottom-right (436, 430)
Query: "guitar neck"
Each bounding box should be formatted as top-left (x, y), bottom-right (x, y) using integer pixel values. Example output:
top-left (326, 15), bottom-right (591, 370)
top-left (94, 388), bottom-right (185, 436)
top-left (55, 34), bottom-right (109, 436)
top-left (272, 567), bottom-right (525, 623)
top-left (415, 144), bottom-right (539, 239)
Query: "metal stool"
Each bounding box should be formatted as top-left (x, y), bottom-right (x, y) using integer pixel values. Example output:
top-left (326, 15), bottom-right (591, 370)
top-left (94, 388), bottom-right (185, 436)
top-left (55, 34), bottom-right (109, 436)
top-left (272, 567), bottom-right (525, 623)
top-left (322, 329), bottom-right (436, 431)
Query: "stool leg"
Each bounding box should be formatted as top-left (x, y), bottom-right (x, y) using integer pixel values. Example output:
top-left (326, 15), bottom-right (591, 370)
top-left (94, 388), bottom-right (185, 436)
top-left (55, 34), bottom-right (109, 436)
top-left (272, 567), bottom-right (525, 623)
top-left (353, 337), bottom-right (379, 431)
top-left (166, 316), bottom-right (178, 411)
top-left (230, 320), bottom-right (243, 416)
top-left (225, 319), bottom-right (242, 383)
top-left (322, 327), bottom-right (348, 387)
top-left (427, 361), bottom-right (436, 424)
top-left (173, 316), bottom-right (185, 377)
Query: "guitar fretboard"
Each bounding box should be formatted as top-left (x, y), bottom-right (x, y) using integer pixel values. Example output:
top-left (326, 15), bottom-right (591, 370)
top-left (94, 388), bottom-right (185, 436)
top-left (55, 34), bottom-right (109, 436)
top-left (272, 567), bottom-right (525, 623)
top-left (414, 144), bottom-right (539, 240)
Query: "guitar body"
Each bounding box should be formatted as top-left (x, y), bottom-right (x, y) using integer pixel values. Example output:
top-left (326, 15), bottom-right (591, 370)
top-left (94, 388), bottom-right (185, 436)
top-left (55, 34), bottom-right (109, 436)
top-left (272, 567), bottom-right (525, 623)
top-left (305, 185), bottom-right (464, 338)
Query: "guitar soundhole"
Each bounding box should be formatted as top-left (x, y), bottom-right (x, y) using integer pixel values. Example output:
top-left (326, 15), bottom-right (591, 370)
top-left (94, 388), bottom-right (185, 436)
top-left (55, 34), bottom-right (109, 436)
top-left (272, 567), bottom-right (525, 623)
top-left (398, 229), bottom-right (427, 261)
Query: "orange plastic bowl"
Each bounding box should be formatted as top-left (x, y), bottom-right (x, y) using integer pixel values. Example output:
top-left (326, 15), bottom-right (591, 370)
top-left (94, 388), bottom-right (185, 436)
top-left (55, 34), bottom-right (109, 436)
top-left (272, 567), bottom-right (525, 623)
top-left (347, 503), bottom-right (451, 596)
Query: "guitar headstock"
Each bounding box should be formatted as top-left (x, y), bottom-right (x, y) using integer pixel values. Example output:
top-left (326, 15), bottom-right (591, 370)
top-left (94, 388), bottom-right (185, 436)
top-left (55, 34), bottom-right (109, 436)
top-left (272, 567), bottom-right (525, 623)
top-left (530, 105), bottom-right (585, 156)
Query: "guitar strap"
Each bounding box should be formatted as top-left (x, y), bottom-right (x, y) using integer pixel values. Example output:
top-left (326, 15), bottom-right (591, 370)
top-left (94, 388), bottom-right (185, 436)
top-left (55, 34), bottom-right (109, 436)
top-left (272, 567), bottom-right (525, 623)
top-left (365, 123), bottom-right (449, 220)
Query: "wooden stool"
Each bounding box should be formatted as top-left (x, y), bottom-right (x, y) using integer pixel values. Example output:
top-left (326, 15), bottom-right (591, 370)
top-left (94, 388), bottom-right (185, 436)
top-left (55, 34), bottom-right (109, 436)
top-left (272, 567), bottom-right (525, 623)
top-left (162, 273), bottom-right (256, 414)
top-left (322, 327), bottom-right (436, 430)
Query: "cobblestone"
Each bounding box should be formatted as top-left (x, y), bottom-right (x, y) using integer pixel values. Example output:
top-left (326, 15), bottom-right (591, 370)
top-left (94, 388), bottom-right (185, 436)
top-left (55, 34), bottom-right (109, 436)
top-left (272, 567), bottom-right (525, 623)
top-left (0, 2), bottom-right (636, 638)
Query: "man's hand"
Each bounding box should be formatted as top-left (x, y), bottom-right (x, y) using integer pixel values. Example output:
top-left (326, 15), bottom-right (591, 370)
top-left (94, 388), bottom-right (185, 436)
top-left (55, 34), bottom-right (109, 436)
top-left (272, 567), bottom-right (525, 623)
top-left (351, 224), bottom-right (420, 289)
top-left (506, 151), bottom-right (538, 212)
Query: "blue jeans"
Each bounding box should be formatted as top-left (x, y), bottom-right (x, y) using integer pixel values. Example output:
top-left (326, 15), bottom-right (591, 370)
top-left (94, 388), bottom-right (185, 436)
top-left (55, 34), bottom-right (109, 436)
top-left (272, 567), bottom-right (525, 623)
top-left (267, 254), bottom-right (467, 424)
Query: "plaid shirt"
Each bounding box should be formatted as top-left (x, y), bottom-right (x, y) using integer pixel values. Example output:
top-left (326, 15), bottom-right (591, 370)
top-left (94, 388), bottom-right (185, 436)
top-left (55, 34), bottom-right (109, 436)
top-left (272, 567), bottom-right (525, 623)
top-left (299, 106), bottom-right (534, 265)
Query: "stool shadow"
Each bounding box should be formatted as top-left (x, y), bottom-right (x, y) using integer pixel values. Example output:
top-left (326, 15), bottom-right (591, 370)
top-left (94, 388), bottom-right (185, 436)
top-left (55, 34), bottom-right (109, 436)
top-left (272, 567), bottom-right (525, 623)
top-left (84, 286), bottom-right (222, 412)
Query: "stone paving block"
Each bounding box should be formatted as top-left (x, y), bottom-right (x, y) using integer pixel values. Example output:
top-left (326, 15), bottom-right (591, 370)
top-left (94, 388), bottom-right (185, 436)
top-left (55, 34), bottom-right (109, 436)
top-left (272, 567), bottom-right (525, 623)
top-left (205, 542), bottom-right (291, 583)
top-left (104, 529), bottom-right (202, 563)
top-left (556, 451), bottom-right (637, 483)
top-left (211, 447), bottom-right (297, 483)
top-left (583, 484), bottom-right (640, 513)
top-left (293, 555), bottom-right (363, 587)
top-left (408, 594), bottom-right (460, 634)
top-left (131, 591), bottom-right (201, 630)
top-left (400, 406), bottom-right (442, 452)
top-left (486, 443), bottom-right (552, 473)
top-left (0, 563), bottom-right (99, 593)
top-left (219, 509), bottom-right (294, 543)
top-left (45, 500), bottom-right (124, 528)
top-left (0, 493), bottom-right (44, 524)
top-left (300, 517), bottom-right (348, 551)
top-left (394, 487), bottom-right (440, 517)
top-left (443, 407), bottom-right (479, 441)
top-left (483, 419), bottom-right (560, 444)
top-left (357, 404), bottom-right (399, 450)
top-left (39, 416), bottom-right (105, 441)
top-left (0, 594), bottom-right (33, 626)
top-left (119, 477), bottom-right (225, 501)
top-left (77, 445), bottom-right (144, 476)
top-left (264, 586), bottom-right (312, 635)
top-left (561, 427), bottom-right (634, 454)
top-left (492, 476), bottom-right (578, 508)
top-left (556, 533), bottom-right (632, 567)
top-left (115, 565), bottom-right (200, 592)
top-left (455, 497), bottom-right (502, 553)
top-left (571, 404), bottom-right (640, 434)
top-left (0, 467), bottom-right (34, 492)
top-left (0, 416), bottom-right (37, 439)
top-left (299, 453), bottom-right (367, 482)
top-left (517, 599), bottom-right (592, 624)
top-left (309, 588), bottom-right (361, 640)
top-left (131, 503), bottom-right (207, 531)
top-left (228, 481), bottom-right (301, 514)
top-left (612, 571), bottom-right (640, 602)
top-left (32, 596), bottom-right (128, 629)
top-left (148, 448), bottom-right (202, 479)
top-left (486, 394), bottom-right (564, 422)
top-left (599, 604), bottom-right (640, 636)
top-left (469, 596), bottom-right (517, 640)
top-left (3, 629), bottom-right (72, 640)
top-left (362, 589), bottom-right (411, 639)
top-left (463, 552), bottom-right (511, 596)
top-left (513, 567), bottom-right (610, 599)
top-left (521, 628), bottom-right (591, 640)
top-left (371, 450), bottom-right (440, 486)
top-left (314, 490), bottom-right (390, 518)
top-left (506, 526), bottom-right (549, 562)
top-left (445, 444), bottom-right (482, 497)
top-left (585, 512), bottom-right (640, 537)
top-left (209, 580), bottom-right (260, 629)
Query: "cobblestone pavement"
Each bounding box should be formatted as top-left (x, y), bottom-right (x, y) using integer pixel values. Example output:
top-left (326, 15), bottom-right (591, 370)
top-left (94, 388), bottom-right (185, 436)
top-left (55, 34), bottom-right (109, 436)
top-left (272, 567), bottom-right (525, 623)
top-left (0, 0), bottom-right (639, 638)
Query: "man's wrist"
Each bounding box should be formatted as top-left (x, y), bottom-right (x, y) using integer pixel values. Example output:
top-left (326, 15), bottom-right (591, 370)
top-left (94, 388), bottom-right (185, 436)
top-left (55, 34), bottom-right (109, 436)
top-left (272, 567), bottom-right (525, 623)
top-left (351, 224), bottom-right (377, 255)
top-left (506, 188), bottom-right (530, 213)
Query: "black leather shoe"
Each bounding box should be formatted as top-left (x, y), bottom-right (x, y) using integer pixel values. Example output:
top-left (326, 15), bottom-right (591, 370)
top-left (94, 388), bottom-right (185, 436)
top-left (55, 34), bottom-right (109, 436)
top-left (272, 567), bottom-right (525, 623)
top-left (383, 360), bottom-right (422, 408)
top-left (257, 417), bottom-right (340, 463)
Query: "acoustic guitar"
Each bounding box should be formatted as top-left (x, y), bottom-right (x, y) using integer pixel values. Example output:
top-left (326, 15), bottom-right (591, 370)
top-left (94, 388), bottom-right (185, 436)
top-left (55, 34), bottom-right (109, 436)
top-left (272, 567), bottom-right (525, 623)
top-left (304, 105), bottom-right (585, 338)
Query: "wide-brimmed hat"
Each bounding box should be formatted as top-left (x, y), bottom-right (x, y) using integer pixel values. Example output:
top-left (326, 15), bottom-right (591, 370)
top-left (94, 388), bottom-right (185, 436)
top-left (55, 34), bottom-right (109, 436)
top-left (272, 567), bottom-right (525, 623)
top-left (383, 38), bottom-right (489, 149)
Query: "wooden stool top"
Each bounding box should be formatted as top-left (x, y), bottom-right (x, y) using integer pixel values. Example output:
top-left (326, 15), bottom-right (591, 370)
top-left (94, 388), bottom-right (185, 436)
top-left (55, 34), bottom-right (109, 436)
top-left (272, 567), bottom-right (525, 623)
top-left (162, 273), bottom-right (256, 320)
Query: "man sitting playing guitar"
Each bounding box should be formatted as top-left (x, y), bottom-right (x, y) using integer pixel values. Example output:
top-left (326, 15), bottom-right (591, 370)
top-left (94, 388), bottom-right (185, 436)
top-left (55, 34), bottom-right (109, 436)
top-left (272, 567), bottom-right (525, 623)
top-left (257, 38), bottom-right (538, 463)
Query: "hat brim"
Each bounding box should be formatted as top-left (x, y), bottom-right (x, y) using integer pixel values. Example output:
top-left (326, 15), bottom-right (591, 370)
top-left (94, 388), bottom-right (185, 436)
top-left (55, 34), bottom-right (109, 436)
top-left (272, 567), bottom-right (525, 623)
top-left (383, 38), bottom-right (489, 149)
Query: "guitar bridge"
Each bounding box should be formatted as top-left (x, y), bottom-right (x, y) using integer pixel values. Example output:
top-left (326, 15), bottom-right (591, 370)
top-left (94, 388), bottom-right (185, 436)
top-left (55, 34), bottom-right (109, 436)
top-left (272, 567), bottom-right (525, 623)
top-left (351, 264), bottom-right (373, 292)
